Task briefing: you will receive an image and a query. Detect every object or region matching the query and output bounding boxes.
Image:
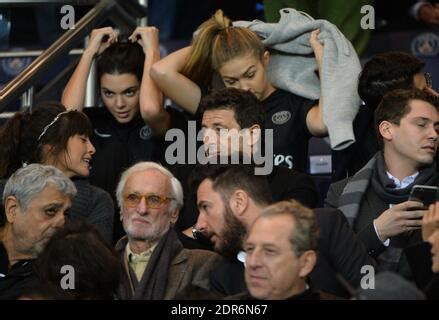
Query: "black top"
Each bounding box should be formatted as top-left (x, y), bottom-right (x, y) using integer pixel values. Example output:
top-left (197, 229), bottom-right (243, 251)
top-left (332, 105), bottom-right (378, 181)
top-left (84, 107), bottom-right (162, 197)
top-left (158, 107), bottom-right (202, 231)
top-left (159, 101), bottom-right (318, 231)
top-left (173, 164), bottom-right (319, 232)
top-left (84, 107), bottom-right (163, 241)
top-left (210, 258), bottom-right (246, 297)
top-left (262, 89), bottom-right (315, 173)
top-left (0, 241), bottom-right (35, 300)
top-left (425, 275), bottom-right (439, 300)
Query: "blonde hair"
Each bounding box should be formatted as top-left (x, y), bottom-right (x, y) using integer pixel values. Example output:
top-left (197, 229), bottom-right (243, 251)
top-left (182, 10), bottom-right (265, 88)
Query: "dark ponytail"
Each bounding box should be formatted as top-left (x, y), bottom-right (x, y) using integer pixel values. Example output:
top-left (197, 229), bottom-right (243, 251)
top-left (0, 112), bottom-right (27, 178)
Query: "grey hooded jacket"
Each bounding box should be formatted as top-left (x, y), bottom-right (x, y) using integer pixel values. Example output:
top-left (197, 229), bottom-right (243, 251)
top-left (234, 8), bottom-right (362, 150)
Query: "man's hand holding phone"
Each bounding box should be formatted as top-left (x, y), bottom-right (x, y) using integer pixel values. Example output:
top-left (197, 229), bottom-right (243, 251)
top-left (409, 185), bottom-right (438, 207)
top-left (374, 201), bottom-right (426, 241)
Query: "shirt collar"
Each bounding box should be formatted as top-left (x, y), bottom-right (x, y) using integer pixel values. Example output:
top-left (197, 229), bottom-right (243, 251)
top-left (386, 171), bottom-right (419, 189)
top-left (126, 242), bottom-right (157, 263)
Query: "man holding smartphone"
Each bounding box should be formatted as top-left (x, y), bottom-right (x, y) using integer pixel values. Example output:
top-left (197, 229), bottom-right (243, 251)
top-left (325, 88), bottom-right (438, 288)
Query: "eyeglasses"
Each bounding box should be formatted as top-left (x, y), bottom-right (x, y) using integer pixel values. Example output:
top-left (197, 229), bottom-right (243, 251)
top-left (123, 193), bottom-right (174, 209)
top-left (425, 72), bottom-right (432, 89)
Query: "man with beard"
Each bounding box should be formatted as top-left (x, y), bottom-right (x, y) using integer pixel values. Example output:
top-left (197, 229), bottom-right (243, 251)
top-left (0, 164), bottom-right (76, 299)
top-left (194, 161), bottom-right (375, 297)
top-left (114, 161), bottom-right (220, 300)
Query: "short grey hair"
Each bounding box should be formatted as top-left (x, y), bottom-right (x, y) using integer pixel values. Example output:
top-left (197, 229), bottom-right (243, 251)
top-left (3, 164), bottom-right (77, 211)
top-left (116, 162), bottom-right (184, 211)
top-left (256, 200), bottom-right (319, 257)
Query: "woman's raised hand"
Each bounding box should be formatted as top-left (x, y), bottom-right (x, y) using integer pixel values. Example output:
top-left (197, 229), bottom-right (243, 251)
top-left (85, 27), bottom-right (118, 56)
top-left (129, 26), bottom-right (160, 55)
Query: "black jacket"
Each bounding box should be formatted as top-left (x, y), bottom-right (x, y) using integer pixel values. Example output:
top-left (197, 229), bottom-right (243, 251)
top-left (0, 241), bottom-right (36, 300)
top-left (210, 208), bottom-right (375, 298)
top-left (325, 176), bottom-right (436, 288)
top-left (174, 165), bottom-right (319, 232)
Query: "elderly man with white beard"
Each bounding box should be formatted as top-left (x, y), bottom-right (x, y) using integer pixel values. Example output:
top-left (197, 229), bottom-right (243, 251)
top-left (114, 161), bottom-right (220, 300)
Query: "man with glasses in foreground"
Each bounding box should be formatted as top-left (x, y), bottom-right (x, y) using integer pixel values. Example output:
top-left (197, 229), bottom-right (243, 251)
top-left (114, 162), bottom-right (220, 300)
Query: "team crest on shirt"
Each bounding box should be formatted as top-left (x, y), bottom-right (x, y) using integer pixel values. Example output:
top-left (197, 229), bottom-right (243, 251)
top-left (271, 111), bottom-right (291, 125)
top-left (139, 125), bottom-right (152, 140)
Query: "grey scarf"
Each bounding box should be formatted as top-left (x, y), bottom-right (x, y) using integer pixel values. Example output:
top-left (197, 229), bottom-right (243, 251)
top-left (338, 152), bottom-right (437, 226)
top-left (337, 152), bottom-right (437, 269)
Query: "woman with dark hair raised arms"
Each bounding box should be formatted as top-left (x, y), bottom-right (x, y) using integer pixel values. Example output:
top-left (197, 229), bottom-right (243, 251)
top-left (62, 27), bottom-right (167, 239)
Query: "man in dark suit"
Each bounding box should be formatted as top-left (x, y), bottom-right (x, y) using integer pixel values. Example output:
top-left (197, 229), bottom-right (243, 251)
top-left (326, 88), bottom-right (438, 288)
top-left (193, 161), bottom-right (375, 298)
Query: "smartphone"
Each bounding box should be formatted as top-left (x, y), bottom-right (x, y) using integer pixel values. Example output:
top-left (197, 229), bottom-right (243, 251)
top-left (409, 185), bottom-right (438, 207)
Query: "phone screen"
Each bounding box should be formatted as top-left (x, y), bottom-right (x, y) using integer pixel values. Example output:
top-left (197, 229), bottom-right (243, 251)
top-left (409, 185), bottom-right (438, 207)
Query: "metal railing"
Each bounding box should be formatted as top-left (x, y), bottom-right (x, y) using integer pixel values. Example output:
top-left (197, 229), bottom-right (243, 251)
top-left (0, 49), bottom-right (84, 58)
top-left (0, 1), bottom-right (100, 6)
top-left (0, 0), bottom-right (148, 113)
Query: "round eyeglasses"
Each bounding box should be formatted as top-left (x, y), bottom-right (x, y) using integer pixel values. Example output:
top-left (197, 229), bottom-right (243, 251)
top-left (123, 193), bottom-right (174, 209)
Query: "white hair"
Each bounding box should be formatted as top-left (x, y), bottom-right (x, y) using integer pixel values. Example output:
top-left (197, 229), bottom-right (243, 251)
top-left (115, 162), bottom-right (183, 211)
top-left (3, 164), bottom-right (77, 211)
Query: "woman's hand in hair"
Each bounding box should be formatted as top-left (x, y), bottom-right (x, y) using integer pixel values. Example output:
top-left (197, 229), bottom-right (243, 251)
top-left (305, 29), bottom-right (328, 137)
top-left (129, 27), bottom-right (160, 56)
top-left (62, 27), bottom-right (116, 111)
top-left (85, 27), bottom-right (118, 56)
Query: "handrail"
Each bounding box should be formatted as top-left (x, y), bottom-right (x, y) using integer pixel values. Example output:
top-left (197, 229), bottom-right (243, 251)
top-left (0, 49), bottom-right (84, 58)
top-left (0, 0), bottom-right (117, 112)
top-left (0, 1), bottom-right (99, 6)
